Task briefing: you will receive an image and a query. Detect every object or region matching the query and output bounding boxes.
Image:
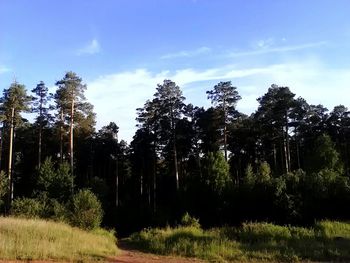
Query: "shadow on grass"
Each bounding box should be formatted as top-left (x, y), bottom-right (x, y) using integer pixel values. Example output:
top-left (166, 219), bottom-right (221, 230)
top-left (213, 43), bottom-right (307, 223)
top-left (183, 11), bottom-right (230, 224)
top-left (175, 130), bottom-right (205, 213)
top-left (236, 233), bottom-right (350, 262)
top-left (127, 223), bottom-right (350, 262)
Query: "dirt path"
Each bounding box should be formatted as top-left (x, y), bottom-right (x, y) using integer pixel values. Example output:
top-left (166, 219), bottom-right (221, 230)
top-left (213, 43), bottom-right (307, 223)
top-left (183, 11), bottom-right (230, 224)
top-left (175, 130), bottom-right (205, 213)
top-left (115, 241), bottom-right (205, 263)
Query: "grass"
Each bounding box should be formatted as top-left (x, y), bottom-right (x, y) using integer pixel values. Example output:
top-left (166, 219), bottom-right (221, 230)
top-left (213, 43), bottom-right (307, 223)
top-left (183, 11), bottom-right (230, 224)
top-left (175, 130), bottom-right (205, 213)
top-left (0, 217), bottom-right (118, 261)
top-left (128, 221), bottom-right (350, 262)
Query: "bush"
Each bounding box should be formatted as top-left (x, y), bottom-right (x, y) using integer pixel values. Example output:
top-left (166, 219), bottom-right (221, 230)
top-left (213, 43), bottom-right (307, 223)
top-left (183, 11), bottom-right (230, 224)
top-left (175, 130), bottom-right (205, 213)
top-left (202, 151), bottom-right (231, 193)
top-left (180, 212), bottom-right (201, 228)
top-left (69, 189), bottom-right (103, 230)
top-left (36, 158), bottom-right (73, 202)
top-left (11, 198), bottom-right (44, 218)
top-left (41, 198), bottom-right (68, 222)
top-left (0, 171), bottom-right (8, 211)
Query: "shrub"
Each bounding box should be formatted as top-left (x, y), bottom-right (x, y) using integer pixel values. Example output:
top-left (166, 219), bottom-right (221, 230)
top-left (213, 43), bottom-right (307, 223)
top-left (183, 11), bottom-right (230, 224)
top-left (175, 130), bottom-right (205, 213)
top-left (257, 161), bottom-right (271, 184)
top-left (180, 212), bottom-right (201, 228)
top-left (243, 163), bottom-right (255, 186)
top-left (0, 171), bottom-right (8, 211)
top-left (202, 151), bottom-right (231, 193)
top-left (36, 158), bottom-right (73, 202)
top-left (69, 189), bottom-right (103, 230)
top-left (11, 198), bottom-right (44, 218)
top-left (41, 198), bottom-right (68, 222)
top-left (237, 222), bottom-right (291, 243)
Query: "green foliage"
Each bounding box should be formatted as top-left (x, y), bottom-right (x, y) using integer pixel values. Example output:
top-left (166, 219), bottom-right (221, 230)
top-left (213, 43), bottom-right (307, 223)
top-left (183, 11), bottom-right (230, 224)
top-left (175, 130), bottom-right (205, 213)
top-left (206, 81), bottom-right (241, 119)
top-left (234, 222), bottom-right (292, 243)
top-left (202, 151), bottom-right (231, 193)
top-left (307, 134), bottom-right (343, 173)
top-left (88, 176), bottom-right (109, 201)
top-left (1, 81), bottom-right (32, 125)
top-left (11, 198), bottom-right (44, 218)
top-left (243, 163), bottom-right (255, 186)
top-left (257, 161), bottom-right (272, 183)
top-left (42, 198), bottom-right (68, 222)
top-left (130, 221), bottom-right (350, 262)
top-left (31, 80), bottom-right (52, 126)
top-left (315, 220), bottom-right (350, 238)
top-left (273, 171), bottom-right (303, 222)
top-left (180, 212), bottom-right (201, 228)
top-left (36, 158), bottom-right (73, 201)
top-left (69, 189), bottom-right (103, 230)
top-left (0, 171), bottom-right (8, 210)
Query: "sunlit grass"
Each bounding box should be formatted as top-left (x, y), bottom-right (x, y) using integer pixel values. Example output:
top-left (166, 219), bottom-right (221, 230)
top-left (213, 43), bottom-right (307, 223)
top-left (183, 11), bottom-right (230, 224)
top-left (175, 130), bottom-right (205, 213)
top-left (0, 217), bottom-right (118, 261)
top-left (129, 221), bottom-right (350, 262)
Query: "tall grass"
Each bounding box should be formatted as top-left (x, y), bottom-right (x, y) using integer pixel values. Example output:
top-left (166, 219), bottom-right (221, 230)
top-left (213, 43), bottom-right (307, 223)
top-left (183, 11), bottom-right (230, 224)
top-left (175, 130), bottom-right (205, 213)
top-left (0, 217), bottom-right (118, 261)
top-left (129, 221), bottom-right (350, 262)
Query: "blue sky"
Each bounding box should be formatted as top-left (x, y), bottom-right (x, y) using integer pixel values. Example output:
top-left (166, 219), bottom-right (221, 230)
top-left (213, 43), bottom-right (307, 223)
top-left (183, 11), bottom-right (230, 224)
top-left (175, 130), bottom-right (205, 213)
top-left (1, 0), bottom-right (350, 142)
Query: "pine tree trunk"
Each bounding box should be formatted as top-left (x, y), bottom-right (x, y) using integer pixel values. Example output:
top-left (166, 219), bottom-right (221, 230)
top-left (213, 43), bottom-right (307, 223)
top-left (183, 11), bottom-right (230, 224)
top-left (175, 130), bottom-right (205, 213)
top-left (223, 99), bottom-right (228, 161)
top-left (0, 125), bottom-right (3, 170)
top-left (296, 141), bottom-right (301, 169)
top-left (60, 108), bottom-right (64, 163)
top-left (170, 106), bottom-right (179, 191)
top-left (284, 139), bottom-right (289, 174)
top-left (345, 141), bottom-right (349, 177)
top-left (224, 123), bottom-right (228, 161)
top-left (69, 98), bottom-right (74, 191)
top-left (273, 143), bottom-right (277, 171)
top-left (296, 135), bottom-right (301, 169)
top-left (285, 112), bottom-right (291, 172)
top-left (38, 94), bottom-right (43, 168)
top-left (153, 139), bottom-right (157, 213)
top-left (8, 107), bottom-right (15, 204)
top-left (280, 142), bottom-right (284, 174)
top-left (174, 138), bottom-right (179, 190)
top-left (38, 124), bottom-right (42, 168)
top-left (115, 152), bottom-right (119, 207)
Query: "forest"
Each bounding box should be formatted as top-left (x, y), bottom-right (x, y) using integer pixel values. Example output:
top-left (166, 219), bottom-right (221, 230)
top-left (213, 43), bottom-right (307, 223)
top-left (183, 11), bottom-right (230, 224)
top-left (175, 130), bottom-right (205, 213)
top-left (0, 71), bottom-right (349, 236)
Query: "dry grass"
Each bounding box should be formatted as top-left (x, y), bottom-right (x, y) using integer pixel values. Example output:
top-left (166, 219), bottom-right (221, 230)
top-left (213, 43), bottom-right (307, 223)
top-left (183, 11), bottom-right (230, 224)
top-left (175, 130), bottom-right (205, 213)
top-left (0, 217), bottom-right (118, 261)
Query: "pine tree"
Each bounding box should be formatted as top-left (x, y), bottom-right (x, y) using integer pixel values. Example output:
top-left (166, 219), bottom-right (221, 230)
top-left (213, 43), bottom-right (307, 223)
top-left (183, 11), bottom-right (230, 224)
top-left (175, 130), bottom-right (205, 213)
top-left (207, 81), bottom-right (241, 161)
top-left (55, 72), bottom-right (87, 185)
top-left (0, 81), bottom-right (31, 203)
top-left (31, 81), bottom-right (53, 168)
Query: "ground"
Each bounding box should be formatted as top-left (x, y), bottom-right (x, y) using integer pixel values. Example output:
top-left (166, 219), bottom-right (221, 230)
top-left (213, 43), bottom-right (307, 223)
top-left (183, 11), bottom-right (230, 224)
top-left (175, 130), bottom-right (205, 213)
top-left (115, 240), bottom-right (205, 263)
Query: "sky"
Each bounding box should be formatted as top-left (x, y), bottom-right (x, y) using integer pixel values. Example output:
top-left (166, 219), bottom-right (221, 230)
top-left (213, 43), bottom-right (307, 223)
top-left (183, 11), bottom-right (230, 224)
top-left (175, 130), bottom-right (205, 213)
top-left (1, 0), bottom-right (350, 142)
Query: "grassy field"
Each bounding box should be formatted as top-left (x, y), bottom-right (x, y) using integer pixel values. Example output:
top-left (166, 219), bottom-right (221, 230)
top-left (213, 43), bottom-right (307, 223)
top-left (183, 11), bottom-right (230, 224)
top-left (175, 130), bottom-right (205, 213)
top-left (0, 217), bottom-right (118, 261)
top-left (129, 221), bottom-right (350, 262)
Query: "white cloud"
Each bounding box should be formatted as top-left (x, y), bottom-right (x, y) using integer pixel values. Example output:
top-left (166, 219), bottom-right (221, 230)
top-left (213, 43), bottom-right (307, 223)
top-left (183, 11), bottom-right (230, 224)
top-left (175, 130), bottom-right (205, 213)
top-left (86, 59), bottom-right (350, 143)
top-left (161, 46), bottom-right (211, 59)
top-left (0, 65), bottom-right (10, 74)
top-left (230, 41), bottom-right (327, 57)
top-left (255, 38), bottom-right (275, 49)
top-left (77, 38), bottom-right (101, 55)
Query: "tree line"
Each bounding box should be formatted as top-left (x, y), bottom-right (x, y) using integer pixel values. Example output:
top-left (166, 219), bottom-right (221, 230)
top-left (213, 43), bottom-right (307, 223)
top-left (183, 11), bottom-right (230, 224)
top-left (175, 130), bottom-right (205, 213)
top-left (0, 72), bottom-right (349, 235)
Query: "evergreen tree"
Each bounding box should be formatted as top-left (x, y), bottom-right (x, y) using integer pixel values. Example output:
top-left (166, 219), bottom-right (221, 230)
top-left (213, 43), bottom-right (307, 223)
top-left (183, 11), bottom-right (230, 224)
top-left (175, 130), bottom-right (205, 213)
top-left (0, 81), bottom-right (31, 203)
top-left (207, 81), bottom-right (241, 160)
top-left (31, 81), bottom-right (52, 168)
top-left (255, 85), bottom-right (297, 173)
top-left (202, 151), bottom-right (231, 193)
top-left (55, 72), bottom-right (88, 181)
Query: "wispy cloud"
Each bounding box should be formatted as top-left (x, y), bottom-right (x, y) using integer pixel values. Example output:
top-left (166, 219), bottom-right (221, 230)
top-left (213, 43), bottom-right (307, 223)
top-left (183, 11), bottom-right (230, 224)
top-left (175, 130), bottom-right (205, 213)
top-left (86, 58), bottom-right (350, 142)
top-left (255, 37), bottom-right (275, 49)
top-left (230, 41), bottom-right (327, 57)
top-left (77, 38), bottom-right (101, 55)
top-left (161, 46), bottom-right (211, 59)
top-left (0, 65), bottom-right (10, 74)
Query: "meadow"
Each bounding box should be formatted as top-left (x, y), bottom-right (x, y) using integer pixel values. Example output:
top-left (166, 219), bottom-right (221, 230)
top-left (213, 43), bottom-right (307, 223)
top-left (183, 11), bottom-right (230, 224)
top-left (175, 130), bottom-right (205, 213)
top-left (0, 217), bottom-right (118, 261)
top-left (128, 220), bottom-right (350, 262)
